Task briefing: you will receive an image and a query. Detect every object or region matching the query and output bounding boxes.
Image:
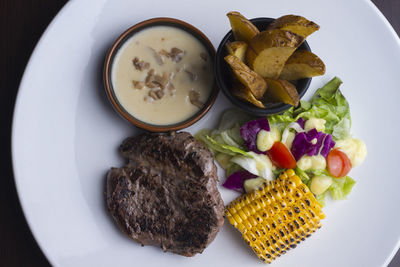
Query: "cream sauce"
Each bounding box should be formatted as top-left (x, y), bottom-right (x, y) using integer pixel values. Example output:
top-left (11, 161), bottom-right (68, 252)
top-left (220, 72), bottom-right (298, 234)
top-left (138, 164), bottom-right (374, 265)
top-left (112, 26), bottom-right (213, 125)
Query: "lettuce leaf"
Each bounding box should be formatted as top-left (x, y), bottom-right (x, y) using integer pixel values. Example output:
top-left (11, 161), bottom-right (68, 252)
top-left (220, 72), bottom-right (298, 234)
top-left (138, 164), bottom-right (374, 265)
top-left (226, 162), bottom-right (243, 177)
top-left (218, 108), bottom-right (252, 131)
top-left (205, 135), bottom-right (247, 156)
top-left (231, 152), bottom-right (274, 180)
top-left (315, 191), bottom-right (327, 206)
top-left (301, 169), bottom-right (356, 201)
top-left (293, 77), bottom-right (351, 140)
top-left (195, 109), bottom-right (247, 157)
top-left (195, 129), bottom-right (217, 153)
top-left (329, 176), bottom-right (356, 200)
top-left (295, 167), bottom-right (311, 183)
top-left (267, 107), bottom-right (296, 131)
top-left (196, 135), bottom-right (274, 179)
top-left (220, 130), bottom-right (242, 148)
top-left (265, 77), bottom-right (351, 141)
top-left (195, 128), bottom-right (244, 153)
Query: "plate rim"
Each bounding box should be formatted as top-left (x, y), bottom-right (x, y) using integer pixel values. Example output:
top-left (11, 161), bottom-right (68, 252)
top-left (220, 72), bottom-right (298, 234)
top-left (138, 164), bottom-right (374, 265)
top-left (11, 1), bottom-right (73, 266)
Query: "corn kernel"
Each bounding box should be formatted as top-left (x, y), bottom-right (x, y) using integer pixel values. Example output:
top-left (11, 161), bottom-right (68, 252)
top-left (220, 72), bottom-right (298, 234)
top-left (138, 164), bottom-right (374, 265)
top-left (226, 169), bottom-right (325, 264)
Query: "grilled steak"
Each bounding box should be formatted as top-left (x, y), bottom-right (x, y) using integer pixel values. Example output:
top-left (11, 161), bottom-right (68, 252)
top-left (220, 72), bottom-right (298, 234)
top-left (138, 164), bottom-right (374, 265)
top-left (106, 132), bottom-right (224, 256)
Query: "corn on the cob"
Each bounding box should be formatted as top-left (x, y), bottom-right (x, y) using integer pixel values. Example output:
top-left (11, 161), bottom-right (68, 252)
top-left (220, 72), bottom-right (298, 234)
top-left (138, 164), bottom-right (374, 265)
top-left (226, 169), bottom-right (325, 263)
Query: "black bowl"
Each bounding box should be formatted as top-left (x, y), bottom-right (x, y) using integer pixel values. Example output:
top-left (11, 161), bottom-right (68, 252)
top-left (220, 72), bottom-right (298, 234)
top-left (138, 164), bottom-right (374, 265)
top-left (215, 17), bottom-right (312, 116)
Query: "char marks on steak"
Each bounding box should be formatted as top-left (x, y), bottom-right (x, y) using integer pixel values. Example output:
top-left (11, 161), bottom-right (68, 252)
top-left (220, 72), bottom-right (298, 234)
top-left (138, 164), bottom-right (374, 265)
top-left (106, 132), bottom-right (224, 256)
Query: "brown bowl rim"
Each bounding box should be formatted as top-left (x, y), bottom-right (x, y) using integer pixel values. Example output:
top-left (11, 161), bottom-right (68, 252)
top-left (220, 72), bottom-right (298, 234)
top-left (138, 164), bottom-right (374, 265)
top-left (104, 17), bottom-right (218, 132)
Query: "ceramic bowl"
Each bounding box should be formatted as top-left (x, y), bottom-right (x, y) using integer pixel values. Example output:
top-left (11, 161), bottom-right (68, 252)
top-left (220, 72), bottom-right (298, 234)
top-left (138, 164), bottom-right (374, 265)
top-left (215, 17), bottom-right (311, 116)
top-left (104, 17), bottom-right (218, 132)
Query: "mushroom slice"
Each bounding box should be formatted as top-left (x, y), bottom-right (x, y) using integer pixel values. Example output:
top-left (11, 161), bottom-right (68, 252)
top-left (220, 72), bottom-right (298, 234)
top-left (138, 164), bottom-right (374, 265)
top-left (153, 73), bottom-right (169, 89)
top-left (146, 81), bottom-right (161, 89)
top-left (159, 49), bottom-right (170, 58)
top-left (132, 80), bottom-right (145, 89)
top-left (148, 90), bottom-right (159, 100)
top-left (189, 90), bottom-right (204, 108)
top-left (185, 70), bottom-right (198, 82)
top-left (170, 47), bottom-right (185, 62)
top-left (145, 69), bottom-right (155, 84)
top-left (132, 57), bottom-right (150, 71)
top-left (155, 90), bottom-right (164, 99)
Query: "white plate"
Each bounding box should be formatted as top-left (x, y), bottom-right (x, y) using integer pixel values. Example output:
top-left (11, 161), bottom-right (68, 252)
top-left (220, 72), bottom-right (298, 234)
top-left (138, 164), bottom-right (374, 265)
top-left (12, 0), bottom-right (400, 266)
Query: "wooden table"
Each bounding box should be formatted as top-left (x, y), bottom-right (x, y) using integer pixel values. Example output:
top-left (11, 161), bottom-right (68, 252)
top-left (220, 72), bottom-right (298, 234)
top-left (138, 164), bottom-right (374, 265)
top-left (1, 1), bottom-right (399, 266)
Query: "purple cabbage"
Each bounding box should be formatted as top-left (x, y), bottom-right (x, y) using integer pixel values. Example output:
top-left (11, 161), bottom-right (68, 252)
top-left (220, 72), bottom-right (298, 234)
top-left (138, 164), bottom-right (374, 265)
top-left (305, 129), bottom-right (324, 156)
top-left (240, 118), bottom-right (270, 154)
top-left (291, 129), bottom-right (335, 161)
top-left (291, 131), bottom-right (314, 160)
top-left (222, 171), bottom-right (257, 193)
top-left (296, 118), bottom-right (306, 129)
top-left (320, 134), bottom-right (335, 157)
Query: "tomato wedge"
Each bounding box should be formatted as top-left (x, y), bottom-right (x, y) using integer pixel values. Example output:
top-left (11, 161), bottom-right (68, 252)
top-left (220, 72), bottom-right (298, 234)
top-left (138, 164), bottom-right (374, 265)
top-left (267, 142), bottom-right (296, 169)
top-left (327, 149), bottom-right (352, 178)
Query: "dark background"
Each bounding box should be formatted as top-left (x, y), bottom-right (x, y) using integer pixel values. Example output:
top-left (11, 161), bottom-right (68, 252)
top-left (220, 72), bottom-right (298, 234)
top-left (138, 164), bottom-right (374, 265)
top-left (1, 1), bottom-right (399, 266)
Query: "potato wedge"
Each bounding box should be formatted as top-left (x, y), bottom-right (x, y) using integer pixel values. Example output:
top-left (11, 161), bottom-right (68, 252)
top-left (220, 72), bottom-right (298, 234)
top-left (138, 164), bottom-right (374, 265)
top-left (279, 50), bottom-right (325, 80)
top-left (267, 15), bottom-right (319, 38)
top-left (225, 41), bottom-right (248, 62)
top-left (231, 82), bottom-right (265, 108)
top-left (227, 11), bottom-right (260, 43)
top-left (246, 29), bottom-right (304, 79)
top-left (225, 55), bottom-right (267, 99)
top-left (264, 78), bottom-right (299, 106)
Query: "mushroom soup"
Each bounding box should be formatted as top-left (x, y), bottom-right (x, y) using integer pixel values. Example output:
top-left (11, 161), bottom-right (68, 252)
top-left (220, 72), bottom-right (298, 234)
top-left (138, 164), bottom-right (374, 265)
top-left (112, 26), bottom-right (214, 125)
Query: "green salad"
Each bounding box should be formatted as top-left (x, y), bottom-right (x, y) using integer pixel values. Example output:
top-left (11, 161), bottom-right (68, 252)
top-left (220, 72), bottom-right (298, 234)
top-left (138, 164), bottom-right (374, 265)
top-left (196, 77), bottom-right (367, 205)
